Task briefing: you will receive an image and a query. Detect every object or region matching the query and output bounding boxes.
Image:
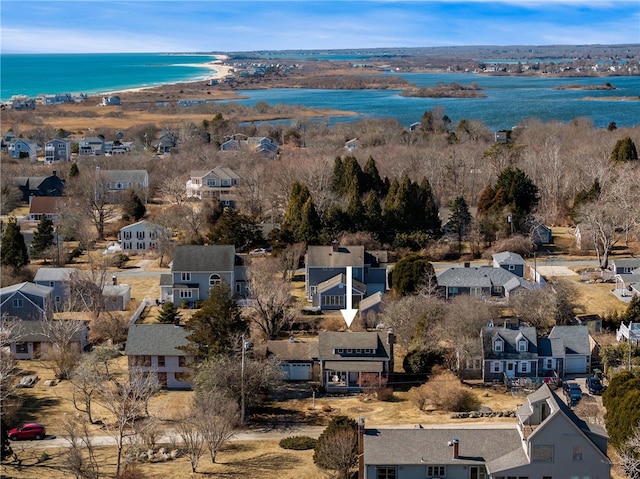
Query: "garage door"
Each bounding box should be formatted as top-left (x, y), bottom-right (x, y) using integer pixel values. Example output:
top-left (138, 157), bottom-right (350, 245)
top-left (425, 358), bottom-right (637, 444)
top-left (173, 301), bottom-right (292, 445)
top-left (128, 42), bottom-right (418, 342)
top-left (565, 356), bottom-right (587, 374)
top-left (283, 363), bottom-right (312, 381)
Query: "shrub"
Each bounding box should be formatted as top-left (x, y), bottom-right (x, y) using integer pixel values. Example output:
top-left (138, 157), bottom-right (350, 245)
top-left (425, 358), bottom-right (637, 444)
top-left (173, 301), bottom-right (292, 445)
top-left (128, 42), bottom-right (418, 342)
top-left (376, 386), bottom-right (394, 401)
top-left (111, 253), bottom-right (130, 269)
top-left (417, 373), bottom-right (480, 412)
top-left (279, 436), bottom-right (317, 450)
top-left (409, 385), bottom-right (430, 410)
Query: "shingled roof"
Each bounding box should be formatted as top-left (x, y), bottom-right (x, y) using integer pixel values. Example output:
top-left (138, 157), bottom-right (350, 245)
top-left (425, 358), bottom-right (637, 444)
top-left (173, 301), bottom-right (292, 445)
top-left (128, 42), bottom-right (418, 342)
top-left (171, 245), bottom-right (236, 272)
top-left (125, 324), bottom-right (190, 356)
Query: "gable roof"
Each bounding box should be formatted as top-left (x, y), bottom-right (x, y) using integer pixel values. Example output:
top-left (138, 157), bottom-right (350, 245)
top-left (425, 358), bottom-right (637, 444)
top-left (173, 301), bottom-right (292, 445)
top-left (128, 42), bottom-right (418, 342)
top-left (317, 331), bottom-right (392, 360)
top-left (98, 169), bottom-right (148, 184)
top-left (493, 251), bottom-right (525, 265)
top-left (0, 281), bottom-right (53, 298)
top-left (482, 326), bottom-right (538, 359)
top-left (266, 339), bottom-right (318, 361)
top-left (34, 267), bottom-right (77, 282)
top-left (317, 273), bottom-right (366, 295)
top-left (359, 291), bottom-right (383, 312)
top-left (125, 324), bottom-right (190, 356)
top-left (364, 427), bottom-right (521, 466)
top-left (306, 245), bottom-right (365, 268)
top-left (611, 258), bottom-right (640, 268)
top-left (437, 266), bottom-right (532, 292)
top-left (28, 196), bottom-right (64, 215)
top-left (120, 220), bottom-right (165, 232)
top-left (548, 325), bottom-right (591, 355)
top-left (171, 245), bottom-right (236, 272)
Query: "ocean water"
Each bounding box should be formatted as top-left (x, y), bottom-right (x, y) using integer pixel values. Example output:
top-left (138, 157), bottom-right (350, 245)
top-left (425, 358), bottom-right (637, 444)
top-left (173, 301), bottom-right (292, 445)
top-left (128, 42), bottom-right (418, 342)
top-left (1, 53), bottom-right (639, 131)
top-left (0, 53), bottom-right (217, 100)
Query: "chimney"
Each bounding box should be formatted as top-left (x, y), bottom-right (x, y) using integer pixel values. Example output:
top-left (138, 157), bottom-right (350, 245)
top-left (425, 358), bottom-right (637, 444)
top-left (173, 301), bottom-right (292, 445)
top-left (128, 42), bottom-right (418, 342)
top-left (358, 417), bottom-right (365, 479)
top-left (451, 437), bottom-right (460, 459)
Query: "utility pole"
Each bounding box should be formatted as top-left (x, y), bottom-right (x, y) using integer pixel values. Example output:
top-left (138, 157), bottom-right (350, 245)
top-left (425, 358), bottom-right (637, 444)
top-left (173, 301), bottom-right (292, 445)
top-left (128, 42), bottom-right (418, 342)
top-left (240, 335), bottom-right (250, 423)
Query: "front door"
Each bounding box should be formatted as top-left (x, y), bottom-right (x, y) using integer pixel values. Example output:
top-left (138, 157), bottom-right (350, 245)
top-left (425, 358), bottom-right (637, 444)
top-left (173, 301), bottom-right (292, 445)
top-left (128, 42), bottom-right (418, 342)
top-left (469, 466), bottom-right (486, 479)
top-left (506, 361), bottom-right (516, 377)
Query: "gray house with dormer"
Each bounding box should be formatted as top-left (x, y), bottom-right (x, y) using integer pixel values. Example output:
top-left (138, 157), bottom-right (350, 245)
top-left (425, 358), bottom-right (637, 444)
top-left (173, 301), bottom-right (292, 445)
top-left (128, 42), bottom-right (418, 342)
top-left (161, 245), bottom-right (246, 306)
top-left (305, 245), bottom-right (388, 311)
top-left (362, 384), bottom-right (610, 479)
top-left (34, 267), bottom-right (78, 311)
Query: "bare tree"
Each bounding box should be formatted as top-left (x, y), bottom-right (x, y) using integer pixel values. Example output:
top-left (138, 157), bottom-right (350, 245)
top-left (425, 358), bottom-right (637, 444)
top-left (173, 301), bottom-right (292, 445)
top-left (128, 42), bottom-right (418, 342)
top-left (159, 176), bottom-right (188, 206)
top-left (193, 390), bottom-right (238, 463)
top-left (68, 168), bottom-right (119, 240)
top-left (43, 318), bottom-right (86, 379)
top-left (71, 350), bottom-right (117, 424)
top-left (577, 200), bottom-right (624, 270)
top-left (246, 257), bottom-right (298, 339)
top-left (62, 414), bottom-right (99, 479)
top-left (88, 312), bottom-right (129, 345)
top-left (277, 242), bottom-right (306, 281)
top-left (96, 369), bottom-right (160, 479)
top-left (175, 411), bottom-right (207, 473)
top-left (619, 426), bottom-right (640, 479)
top-left (0, 315), bottom-right (23, 422)
top-left (381, 295), bottom-right (446, 353)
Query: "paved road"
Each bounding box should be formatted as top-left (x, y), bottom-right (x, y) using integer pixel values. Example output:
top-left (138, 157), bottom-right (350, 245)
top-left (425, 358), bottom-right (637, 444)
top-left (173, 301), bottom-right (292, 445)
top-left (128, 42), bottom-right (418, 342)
top-left (9, 421), bottom-right (517, 450)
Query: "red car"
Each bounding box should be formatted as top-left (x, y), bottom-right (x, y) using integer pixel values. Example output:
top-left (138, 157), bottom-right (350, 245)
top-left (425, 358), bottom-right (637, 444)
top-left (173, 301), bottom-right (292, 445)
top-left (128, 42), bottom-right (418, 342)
top-left (8, 423), bottom-right (46, 440)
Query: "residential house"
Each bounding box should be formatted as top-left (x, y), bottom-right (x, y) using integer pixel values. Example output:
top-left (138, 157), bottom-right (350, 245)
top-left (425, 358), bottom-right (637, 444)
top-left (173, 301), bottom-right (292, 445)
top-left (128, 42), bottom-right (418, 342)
top-left (10, 96), bottom-right (36, 110)
top-left (0, 282), bottom-right (53, 321)
top-left (97, 168), bottom-right (149, 202)
top-left (437, 265), bottom-right (533, 300)
top-left (154, 134), bottom-right (177, 154)
top-left (161, 244), bottom-right (246, 306)
top-left (481, 325), bottom-right (546, 384)
top-left (34, 267), bottom-right (78, 311)
top-left (305, 244), bottom-right (388, 311)
top-left (362, 384), bottom-right (611, 479)
top-left (494, 129), bottom-right (512, 143)
top-left (185, 166), bottom-right (241, 206)
top-left (614, 268), bottom-right (640, 298)
top-left (220, 139), bottom-right (240, 151)
top-left (574, 314), bottom-right (603, 334)
top-left (492, 251), bottom-right (526, 278)
top-left (611, 258), bottom-right (640, 275)
top-left (26, 196), bottom-right (63, 222)
top-left (246, 136), bottom-right (279, 158)
top-left (13, 171), bottom-right (65, 202)
top-left (8, 138), bottom-right (38, 160)
top-left (119, 220), bottom-right (169, 254)
top-left (529, 220), bottom-right (553, 245)
top-left (617, 321), bottom-right (640, 345)
top-left (344, 138), bottom-right (360, 151)
top-left (408, 121), bottom-right (421, 131)
top-left (78, 136), bottom-right (106, 156)
top-left (8, 320), bottom-right (88, 360)
top-left (317, 331), bottom-right (394, 392)
top-left (358, 291), bottom-right (384, 327)
top-left (547, 325), bottom-right (592, 375)
top-left (125, 324), bottom-right (193, 389)
top-left (266, 338), bottom-right (318, 381)
top-left (44, 139), bottom-right (71, 163)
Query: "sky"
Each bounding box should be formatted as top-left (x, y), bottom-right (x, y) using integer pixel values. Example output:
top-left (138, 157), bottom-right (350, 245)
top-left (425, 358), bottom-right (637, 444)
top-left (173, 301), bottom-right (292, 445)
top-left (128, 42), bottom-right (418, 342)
top-left (1, 0), bottom-right (639, 54)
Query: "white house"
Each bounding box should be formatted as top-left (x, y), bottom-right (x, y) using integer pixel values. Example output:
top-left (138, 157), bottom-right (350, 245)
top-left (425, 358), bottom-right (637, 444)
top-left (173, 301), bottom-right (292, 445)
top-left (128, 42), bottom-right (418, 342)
top-left (119, 220), bottom-right (169, 254)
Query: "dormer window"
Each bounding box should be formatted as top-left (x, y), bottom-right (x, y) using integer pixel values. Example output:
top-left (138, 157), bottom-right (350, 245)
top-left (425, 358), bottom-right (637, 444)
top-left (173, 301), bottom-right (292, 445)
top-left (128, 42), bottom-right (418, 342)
top-left (518, 339), bottom-right (528, 352)
top-left (493, 338), bottom-right (504, 352)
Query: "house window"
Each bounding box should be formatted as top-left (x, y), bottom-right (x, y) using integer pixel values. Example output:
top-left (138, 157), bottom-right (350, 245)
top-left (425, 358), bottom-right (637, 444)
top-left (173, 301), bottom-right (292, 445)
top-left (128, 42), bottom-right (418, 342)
top-left (470, 466), bottom-right (487, 479)
top-left (55, 296), bottom-right (61, 304)
top-left (494, 339), bottom-right (503, 352)
top-left (13, 299), bottom-right (23, 308)
top-left (531, 445), bottom-right (554, 462)
top-left (181, 272), bottom-right (191, 282)
top-left (158, 356), bottom-right (165, 367)
top-left (492, 285), bottom-right (503, 294)
top-left (572, 446), bottom-right (583, 461)
top-left (209, 274), bottom-right (222, 287)
top-left (137, 242), bottom-right (145, 250)
top-left (235, 283), bottom-right (241, 294)
top-left (207, 179), bottom-right (216, 186)
top-left (376, 466), bottom-right (397, 479)
top-left (508, 264), bottom-right (515, 271)
top-left (15, 343), bottom-right (28, 354)
top-left (178, 356), bottom-right (186, 368)
top-left (545, 358), bottom-right (555, 369)
top-left (518, 339), bottom-right (528, 352)
top-left (519, 362), bottom-right (530, 373)
top-left (222, 179), bottom-right (230, 186)
top-left (123, 231), bottom-right (132, 240)
top-left (427, 465), bottom-right (445, 476)
top-left (136, 231), bottom-right (145, 239)
top-left (115, 182), bottom-right (123, 189)
top-left (124, 242), bottom-right (132, 250)
top-left (150, 231), bottom-right (158, 239)
top-left (492, 361), bottom-right (502, 373)
top-left (179, 290), bottom-right (192, 299)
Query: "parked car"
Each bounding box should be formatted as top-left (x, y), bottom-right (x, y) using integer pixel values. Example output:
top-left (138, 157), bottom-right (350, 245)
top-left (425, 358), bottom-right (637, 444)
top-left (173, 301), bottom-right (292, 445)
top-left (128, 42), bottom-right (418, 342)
top-left (563, 381), bottom-right (583, 404)
top-left (586, 377), bottom-right (604, 395)
top-left (8, 423), bottom-right (46, 441)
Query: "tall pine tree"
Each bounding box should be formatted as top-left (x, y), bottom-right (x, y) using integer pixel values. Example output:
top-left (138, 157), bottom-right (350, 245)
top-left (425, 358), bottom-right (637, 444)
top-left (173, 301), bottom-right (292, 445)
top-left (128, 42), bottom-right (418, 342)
top-left (122, 189), bottom-right (146, 222)
top-left (31, 214), bottom-right (55, 259)
top-left (0, 217), bottom-right (29, 270)
top-left (280, 182), bottom-right (311, 242)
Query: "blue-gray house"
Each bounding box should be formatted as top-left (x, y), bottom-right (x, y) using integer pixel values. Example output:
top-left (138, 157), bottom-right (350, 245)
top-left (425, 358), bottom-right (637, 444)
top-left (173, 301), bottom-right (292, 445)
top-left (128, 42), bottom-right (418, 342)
top-left (161, 245), bottom-right (247, 306)
top-left (305, 245), bottom-right (388, 311)
top-left (492, 251), bottom-right (526, 278)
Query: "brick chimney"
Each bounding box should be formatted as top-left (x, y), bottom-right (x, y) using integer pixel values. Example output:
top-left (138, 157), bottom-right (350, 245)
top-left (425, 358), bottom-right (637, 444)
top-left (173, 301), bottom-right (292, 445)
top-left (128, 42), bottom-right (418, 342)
top-left (451, 437), bottom-right (460, 459)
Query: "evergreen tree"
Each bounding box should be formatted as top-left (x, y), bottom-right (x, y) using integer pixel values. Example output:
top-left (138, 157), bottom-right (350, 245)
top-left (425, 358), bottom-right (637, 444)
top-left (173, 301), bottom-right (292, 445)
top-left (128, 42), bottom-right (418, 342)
top-left (362, 156), bottom-right (384, 194)
top-left (418, 177), bottom-right (441, 237)
top-left (0, 217), bottom-right (29, 270)
top-left (330, 156), bottom-right (344, 193)
top-left (313, 415), bottom-right (358, 479)
top-left (622, 294), bottom-right (640, 324)
top-left (362, 192), bottom-right (383, 234)
top-left (69, 162), bottom-right (79, 178)
top-left (156, 301), bottom-right (180, 324)
top-left (280, 182), bottom-right (311, 242)
top-left (448, 195), bottom-right (472, 252)
top-left (610, 136), bottom-right (638, 163)
top-left (31, 214), bottom-right (55, 259)
top-left (181, 283), bottom-right (247, 360)
top-left (345, 189), bottom-right (365, 232)
top-left (206, 209), bottom-right (261, 251)
top-left (570, 178), bottom-right (601, 223)
top-left (295, 197), bottom-right (321, 244)
top-left (122, 189), bottom-right (146, 222)
top-left (391, 253), bottom-right (436, 296)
